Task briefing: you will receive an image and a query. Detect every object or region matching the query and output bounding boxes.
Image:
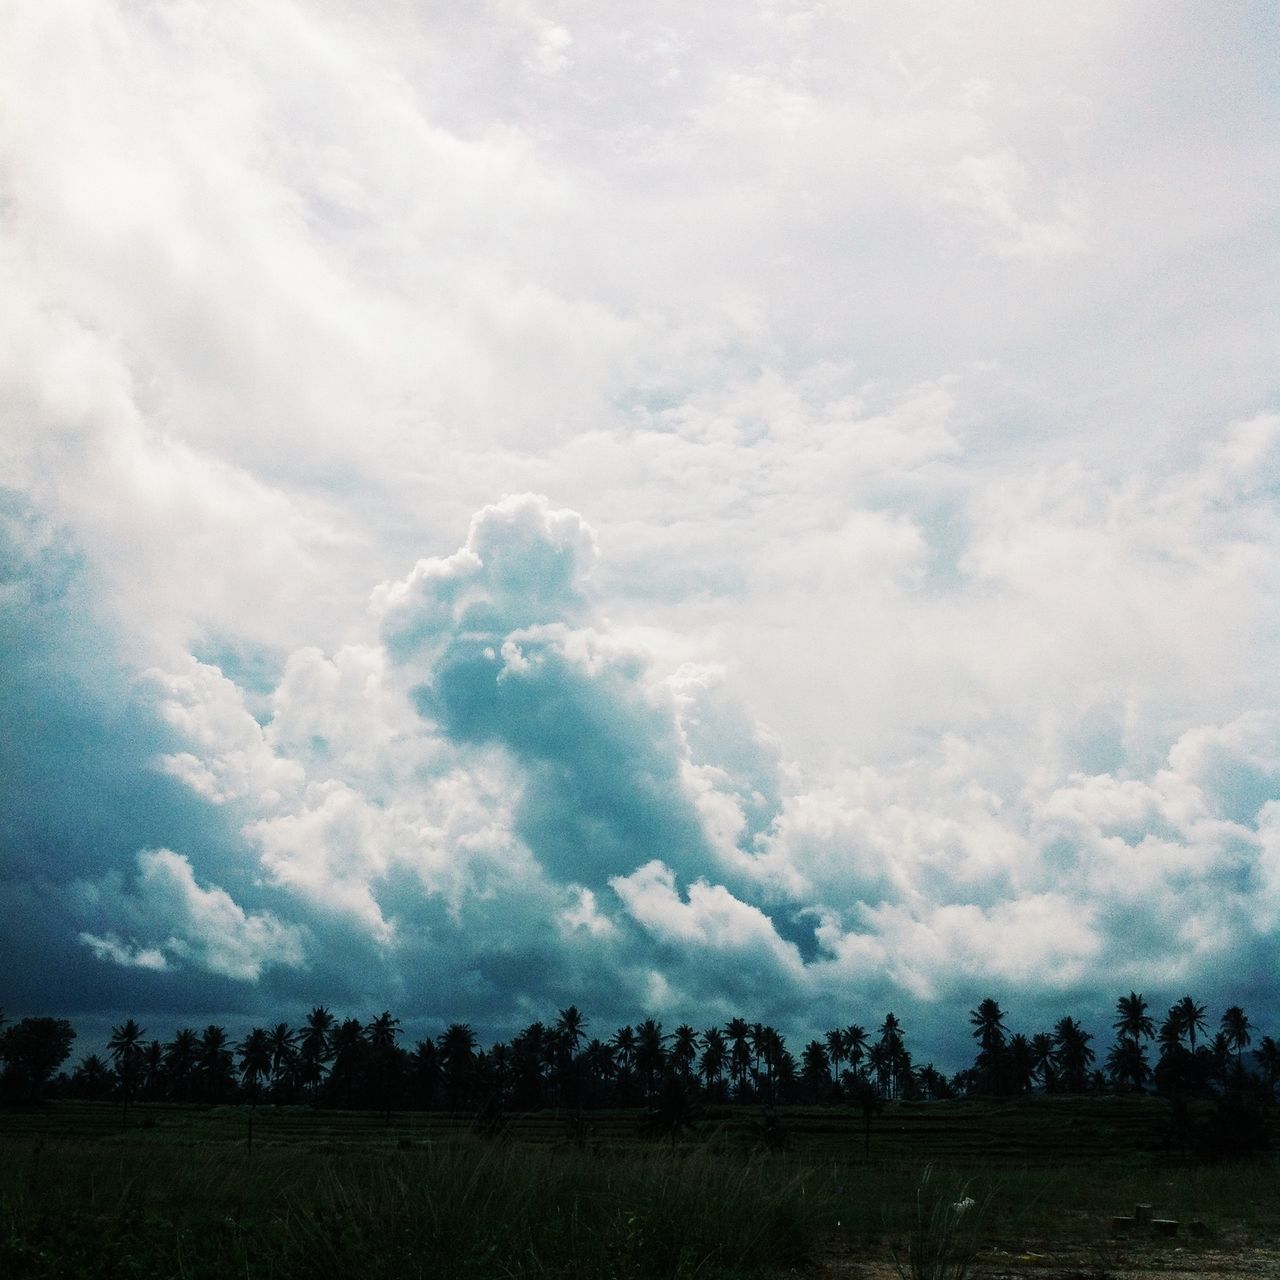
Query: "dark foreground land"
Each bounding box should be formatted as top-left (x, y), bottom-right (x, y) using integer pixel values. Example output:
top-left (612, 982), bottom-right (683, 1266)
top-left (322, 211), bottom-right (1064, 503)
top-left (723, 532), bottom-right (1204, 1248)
top-left (2, 1096), bottom-right (1277, 1278)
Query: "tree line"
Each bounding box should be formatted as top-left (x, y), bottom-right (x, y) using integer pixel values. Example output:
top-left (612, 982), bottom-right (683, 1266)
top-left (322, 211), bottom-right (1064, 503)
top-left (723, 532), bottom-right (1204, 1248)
top-left (2, 994), bottom-right (1277, 1116)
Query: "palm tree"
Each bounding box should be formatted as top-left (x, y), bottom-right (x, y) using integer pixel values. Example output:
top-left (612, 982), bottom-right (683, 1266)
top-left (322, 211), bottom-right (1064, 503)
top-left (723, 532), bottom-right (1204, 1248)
top-left (71, 1053), bottom-right (114, 1101)
top-left (1007, 1033), bottom-right (1036, 1094)
top-left (969, 998), bottom-right (1007, 1094)
top-left (237, 1028), bottom-right (272, 1104)
top-left (1252, 1035), bottom-right (1280, 1101)
top-left (724, 1018), bottom-right (753, 1098)
top-left (329, 1018), bottom-right (369, 1109)
top-left (825, 1029), bottom-right (845, 1082)
top-left (266, 1023), bottom-right (297, 1099)
top-left (1106, 1035), bottom-right (1151, 1093)
top-left (1052, 1016), bottom-right (1095, 1093)
top-left (671, 1025), bottom-right (699, 1086)
top-left (1030, 1032), bottom-right (1058, 1092)
top-left (582, 1038), bottom-right (615, 1104)
top-left (367, 1011), bottom-right (402, 1117)
top-left (698, 1027), bottom-right (727, 1098)
top-left (1220, 1006), bottom-right (1251, 1081)
top-left (843, 1024), bottom-right (867, 1073)
top-left (198, 1025), bottom-right (235, 1102)
top-left (164, 1028), bottom-right (199, 1103)
top-left (298, 1006), bottom-right (335, 1101)
top-left (140, 1040), bottom-right (166, 1100)
top-left (1171, 996), bottom-right (1208, 1052)
top-left (1109, 992), bottom-right (1154, 1093)
top-left (107, 1018), bottom-right (146, 1126)
top-left (555, 1006), bottom-right (587, 1058)
top-left (238, 1027), bottom-right (272, 1153)
top-left (1113, 992), bottom-right (1155, 1043)
top-left (438, 1023), bottom-right (477, 1109)
top-left (610, 1025), bottom-right (637, 1081)
top-left (634, 1019), bottom-right (668, 1102)
top-left (801, 1040), bottom-right (830, 1101)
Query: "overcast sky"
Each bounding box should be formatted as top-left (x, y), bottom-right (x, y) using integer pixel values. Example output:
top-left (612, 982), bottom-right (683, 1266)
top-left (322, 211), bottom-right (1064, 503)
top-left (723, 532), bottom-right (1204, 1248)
top-left (2, 1), bottom-right (1278, 1069)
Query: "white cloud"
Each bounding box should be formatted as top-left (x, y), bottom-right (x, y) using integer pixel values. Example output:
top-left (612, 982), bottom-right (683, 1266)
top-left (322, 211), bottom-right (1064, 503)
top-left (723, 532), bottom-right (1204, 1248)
top-left (4, 1), bottom-right (1279, 1044)
top-left (78, 848), bottom-right (306, 982)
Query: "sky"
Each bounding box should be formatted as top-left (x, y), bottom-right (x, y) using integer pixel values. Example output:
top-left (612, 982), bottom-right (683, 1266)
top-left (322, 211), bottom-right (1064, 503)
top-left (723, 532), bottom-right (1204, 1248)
top-left (2, 1), bottom-right (1279, 1072)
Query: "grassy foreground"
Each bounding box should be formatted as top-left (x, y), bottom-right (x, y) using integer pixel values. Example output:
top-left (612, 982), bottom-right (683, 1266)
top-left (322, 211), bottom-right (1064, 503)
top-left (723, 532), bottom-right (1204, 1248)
top-left (2, 1099), bottom-right (1277, 1278)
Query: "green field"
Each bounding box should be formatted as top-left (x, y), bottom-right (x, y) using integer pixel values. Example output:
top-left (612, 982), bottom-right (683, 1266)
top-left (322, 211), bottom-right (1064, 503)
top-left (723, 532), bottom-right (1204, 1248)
top-left (2, 1097), bottom-right (1277, 1278)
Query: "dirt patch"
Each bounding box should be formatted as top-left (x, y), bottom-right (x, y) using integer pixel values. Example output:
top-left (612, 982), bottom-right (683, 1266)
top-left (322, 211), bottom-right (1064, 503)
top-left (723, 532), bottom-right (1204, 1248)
top-left (805, 1231), bottom-right (1280, 1280)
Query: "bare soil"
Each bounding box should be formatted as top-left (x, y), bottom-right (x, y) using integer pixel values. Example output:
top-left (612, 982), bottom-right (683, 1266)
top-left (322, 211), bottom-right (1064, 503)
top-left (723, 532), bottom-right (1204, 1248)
top-left (807, 1228), bottom-right (1280, 1280)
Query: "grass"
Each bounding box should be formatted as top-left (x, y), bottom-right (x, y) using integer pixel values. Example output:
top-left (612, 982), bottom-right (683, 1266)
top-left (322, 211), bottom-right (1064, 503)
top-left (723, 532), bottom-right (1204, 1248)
top-left (1, 1098), bottom-right (1277, 1277)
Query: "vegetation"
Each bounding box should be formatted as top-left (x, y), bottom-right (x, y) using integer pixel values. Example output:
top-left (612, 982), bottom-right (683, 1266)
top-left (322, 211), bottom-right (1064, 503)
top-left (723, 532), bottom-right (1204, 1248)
top-left (2, 1097), bottom-right (1278, 1279)
top-left (5, 993), bottom-right (1275, 1121)
top-left (1, 994), bottom-right (1276, 1275)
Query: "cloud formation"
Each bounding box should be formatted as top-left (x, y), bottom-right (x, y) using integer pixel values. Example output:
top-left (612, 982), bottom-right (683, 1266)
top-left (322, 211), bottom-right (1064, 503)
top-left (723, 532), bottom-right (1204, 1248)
top-left (1, 2), bottom-right (1278, 1063)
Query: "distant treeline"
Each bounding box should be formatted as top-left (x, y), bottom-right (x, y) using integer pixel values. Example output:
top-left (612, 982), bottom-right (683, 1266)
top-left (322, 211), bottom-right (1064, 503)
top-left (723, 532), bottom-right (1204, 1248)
top-left (2, 994), bottom-right (1277, 1114)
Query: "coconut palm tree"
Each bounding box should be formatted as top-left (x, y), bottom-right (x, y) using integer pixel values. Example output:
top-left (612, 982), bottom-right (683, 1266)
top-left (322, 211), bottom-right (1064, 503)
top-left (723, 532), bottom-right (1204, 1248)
top-left (1052, 1016), bottom-right (1095, 1093)
top-left (266, 1023), bottom-right (297, 1099)
top-left (555, 1005), bottom-right (587, 1058)
top-left (671, 1025), bottom-right (699, 1087)
top-left (367, 1011), bottom-right (402, 1117)
top-left (801, 1040), bottom-right (830, 1101)
top-left (298, 1006), bottom-right (335, 1100)
top-left (237, 1028), bottom-right (272, 1104)
top-left (610, 1025), bottom-right (636, 1084)
top-left (634, 1018), bottom-right (668, 1102)
top-left (71, 1053), bottom-right (114, 1101)
top-left (1109, 992), bottom-right (1154, 1092)
top-left (164, 1028), bottom-right (199, 1102)
top-left (1220, 1006), bottom-right (1251, 1082)
top-left (1171, 996), bottom-right (1208, 1052)
top-left (1030, 1032), bottom-right (1058, 1092)
top-left (969, 997), bottom-right (1007, 1094)
top-left (698, 1027), bottom-right (727, 1099)
top-left (724, 1018), bottom-right (753, 1098)
top-left (824, 1028), bottom-right (845, 1082)
top-left (843, 1024), bottom-right (868, 1073)
top-left (438, 1023), bottom-right (477, 1109)
top-left (107, 1018), bottom-right (146, 1126)
top-left (238, 1027), bottom-right (272, 1153)
top-left (1252, 1035), bottom-right (1280, 1101)
top-left (1113, 992), bottom-right (1155, 1043)
top-left (198, 1025), bottom-right (235, 1102)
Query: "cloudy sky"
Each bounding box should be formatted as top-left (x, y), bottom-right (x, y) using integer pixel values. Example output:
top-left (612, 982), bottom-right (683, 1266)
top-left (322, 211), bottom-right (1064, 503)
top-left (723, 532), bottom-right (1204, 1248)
top-left (2, 1), bottom-right (1278, 1068)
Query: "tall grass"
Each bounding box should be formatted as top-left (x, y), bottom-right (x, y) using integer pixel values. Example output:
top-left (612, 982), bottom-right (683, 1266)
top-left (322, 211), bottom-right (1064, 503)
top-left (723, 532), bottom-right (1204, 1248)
top-left (0, 1137), bottom-right (835, 1278)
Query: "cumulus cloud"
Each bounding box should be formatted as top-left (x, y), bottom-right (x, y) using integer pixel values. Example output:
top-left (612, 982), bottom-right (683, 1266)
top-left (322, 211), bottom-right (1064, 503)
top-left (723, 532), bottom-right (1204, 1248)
top-left (77, 849), bottom-right (306, 982)
top-left (2, 2), bottom-right (1278, 1060)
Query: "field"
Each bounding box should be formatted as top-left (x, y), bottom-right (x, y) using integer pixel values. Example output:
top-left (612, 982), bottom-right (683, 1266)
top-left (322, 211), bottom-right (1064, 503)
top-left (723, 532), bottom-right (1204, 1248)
top-left (2, 1097), bottom-right (1277, 1278)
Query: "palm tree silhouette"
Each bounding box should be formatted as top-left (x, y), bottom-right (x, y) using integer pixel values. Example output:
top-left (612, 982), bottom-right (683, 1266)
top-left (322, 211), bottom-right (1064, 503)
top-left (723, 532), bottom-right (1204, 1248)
top-left (1030, 1032), bottom-right (1057, 1092)
top-left (1109, 992), bottom-right (1154, 1092)
top-left (634, 1018), bottom-right (668, 1103)
top-left (1171, 995), bottom-right (1208, 1052)
top-left (107, 1018), bottom-right (145, 1126)
top-left (298, 1006), bottom-right (335, 1101)
top-left (698, 1027), bottom-right (727, 1099)
top-left (438, 1023), bottom-right (477, 1110)
top-left (198, 1025), bottom-right (234, 1102)
top-left (843, 1024), bottom-right (867, 1076)
top-left (1052, 1016), bottom-right (1095, 1093)
top-left (724, 1018), bottom-right (752, 1099)
top-left (266, 1023), bottom-right (297, 1100)
top-left (671, 1025), bottom-right (699, 1086)
top-left (164, 1028), bottom-right (199, 1103)
top-left (1220, 1006), bottom-right (1251, 1082)
top-left (367, 1011), bottom-right (402, 1118)
top-left (969, 998), bottom-right (1007, 1094)
top-left (1252, 1035), bottom-right (1280, 1101)
top-left (237, 1027), bottom-right (272, 1153)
